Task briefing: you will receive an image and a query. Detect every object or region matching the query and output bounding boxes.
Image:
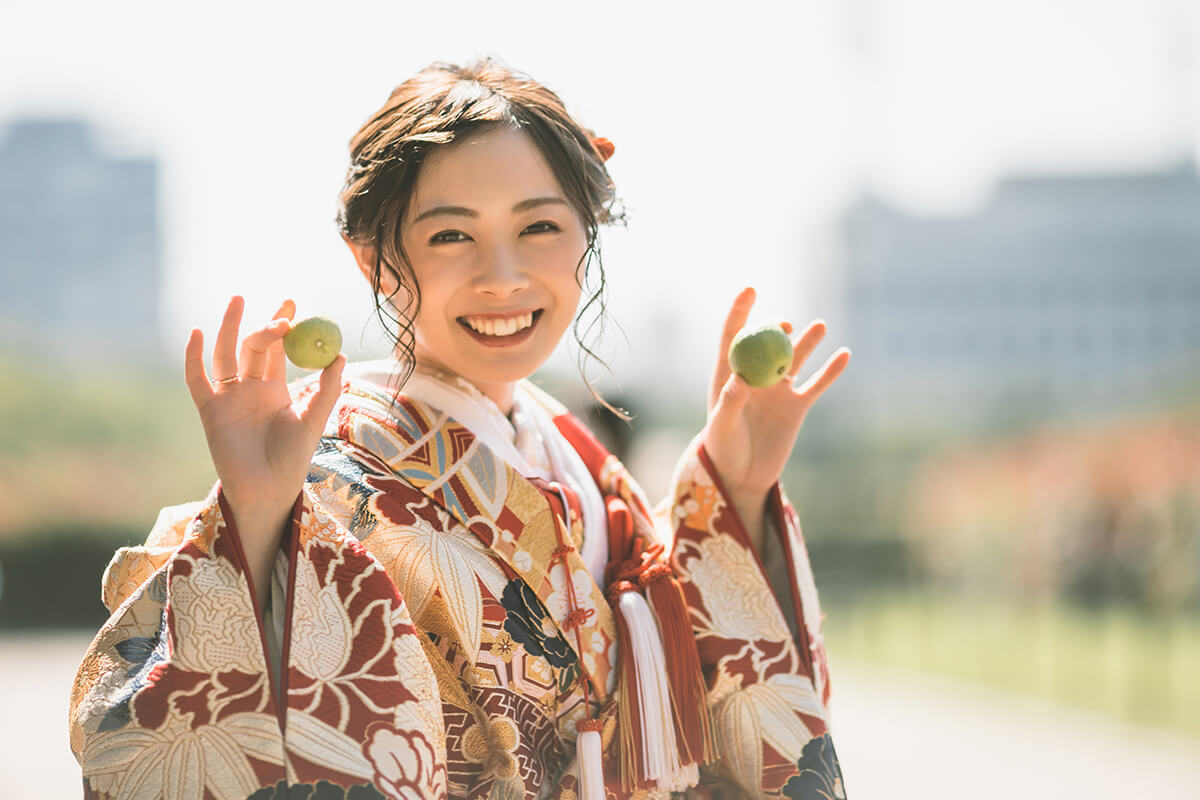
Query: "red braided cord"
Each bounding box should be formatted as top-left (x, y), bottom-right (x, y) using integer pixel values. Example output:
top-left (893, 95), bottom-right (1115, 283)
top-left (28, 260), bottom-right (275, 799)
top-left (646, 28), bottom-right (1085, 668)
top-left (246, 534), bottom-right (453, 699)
top-left (548, 484), bottom-right (594, 718)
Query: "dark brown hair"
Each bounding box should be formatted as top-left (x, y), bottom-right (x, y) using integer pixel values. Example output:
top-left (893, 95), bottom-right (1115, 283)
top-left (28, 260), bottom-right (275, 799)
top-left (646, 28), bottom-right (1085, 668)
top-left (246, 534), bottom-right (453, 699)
top-left (337, 57), bottom-right (626, 411)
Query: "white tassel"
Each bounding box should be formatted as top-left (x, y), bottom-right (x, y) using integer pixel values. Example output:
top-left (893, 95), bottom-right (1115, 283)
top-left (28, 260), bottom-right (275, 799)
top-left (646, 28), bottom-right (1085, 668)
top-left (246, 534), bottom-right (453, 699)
top-left (617, 590), bottom-right (696, 792)
top-left (577, 726), bottom-right (604, 800)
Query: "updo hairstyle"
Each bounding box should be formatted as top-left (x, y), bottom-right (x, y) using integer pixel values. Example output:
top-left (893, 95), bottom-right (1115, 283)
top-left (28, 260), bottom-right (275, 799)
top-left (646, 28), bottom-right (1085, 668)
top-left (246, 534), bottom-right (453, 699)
top-left (336, 57), bottom-right (626, 399)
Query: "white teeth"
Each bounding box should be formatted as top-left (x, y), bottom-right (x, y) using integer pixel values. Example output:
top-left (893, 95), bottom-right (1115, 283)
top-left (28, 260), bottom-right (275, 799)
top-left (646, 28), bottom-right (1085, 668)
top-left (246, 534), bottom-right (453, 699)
top-left (463, 312), bottom-right (534, 336)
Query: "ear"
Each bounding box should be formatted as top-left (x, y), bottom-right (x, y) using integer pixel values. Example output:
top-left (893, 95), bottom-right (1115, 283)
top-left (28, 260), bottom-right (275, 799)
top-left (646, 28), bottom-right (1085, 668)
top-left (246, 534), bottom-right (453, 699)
top-left (343, 234), bottom-right (401, 298)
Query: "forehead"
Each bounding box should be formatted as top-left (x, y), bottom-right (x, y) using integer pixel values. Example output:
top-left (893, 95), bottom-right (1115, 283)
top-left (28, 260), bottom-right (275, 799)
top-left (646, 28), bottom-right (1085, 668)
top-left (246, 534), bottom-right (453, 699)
top-left (409, 126), bottom-right (564, 211)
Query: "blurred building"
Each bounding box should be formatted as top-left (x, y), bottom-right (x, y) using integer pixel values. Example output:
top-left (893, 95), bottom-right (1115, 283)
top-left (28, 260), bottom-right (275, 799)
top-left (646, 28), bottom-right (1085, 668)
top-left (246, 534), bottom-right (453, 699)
top-left (838, 161), bottom-right (1200, 431)
top-left (0, 118), bottom-right (161, 362)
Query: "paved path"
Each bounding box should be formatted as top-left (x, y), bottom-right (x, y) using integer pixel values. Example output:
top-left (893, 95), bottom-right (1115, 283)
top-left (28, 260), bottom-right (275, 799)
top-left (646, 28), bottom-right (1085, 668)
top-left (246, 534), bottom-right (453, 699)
top-left (3, 633), bottom-right (1199, 799)
top-left (831, 660), bottom-right (1200, 799)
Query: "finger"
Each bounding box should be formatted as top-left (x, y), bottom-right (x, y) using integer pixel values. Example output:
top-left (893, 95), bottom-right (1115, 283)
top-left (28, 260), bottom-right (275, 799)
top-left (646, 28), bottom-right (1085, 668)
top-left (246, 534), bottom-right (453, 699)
top-left (184, 328), bottom-right (215, 408)
top-left (239, 319), bottom-right (290, 380)
top-left (264, 299), bottom-right (295, 382)
top-left (264, 336), bottom-right (288, 382)
top-left (212, 296), bottom-right (244, 381)
top-left (787, 319), bottom-right (827, 379)
top-left (707, 372), bottom-right (750, 440)
top-left (796, 347), bottom-right (851, 405)
top-left (709, 287), bottom-right (756, 410)
top-left (298, 354), bottom-right (347, 436)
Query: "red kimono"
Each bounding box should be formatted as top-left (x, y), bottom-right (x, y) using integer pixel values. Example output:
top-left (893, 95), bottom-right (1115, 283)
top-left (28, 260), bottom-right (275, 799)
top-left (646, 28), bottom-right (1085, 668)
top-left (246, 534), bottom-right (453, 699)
top-left (69, 376), bottom-right (846, 799)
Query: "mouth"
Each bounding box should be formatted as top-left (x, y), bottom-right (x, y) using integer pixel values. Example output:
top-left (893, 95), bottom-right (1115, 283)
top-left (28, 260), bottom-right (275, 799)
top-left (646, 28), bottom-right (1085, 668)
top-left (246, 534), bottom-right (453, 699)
top-left (457, 309), bottom-right (543, 346)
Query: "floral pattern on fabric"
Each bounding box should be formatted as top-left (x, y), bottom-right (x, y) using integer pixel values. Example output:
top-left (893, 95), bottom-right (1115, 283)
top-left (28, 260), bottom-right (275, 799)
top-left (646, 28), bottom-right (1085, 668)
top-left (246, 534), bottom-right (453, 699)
top-left (70, 480), bottom-right (447, 798)
top-left (71, 375), bottom-right (844, 799)
top-left (247, 779), bottom-right (388, 799)
top-left (669, 442), bottom-right (840, 796)
top-left (500, 578), bottom-right (580, 694)
top-left (782, 733), bottom-right (847, 800)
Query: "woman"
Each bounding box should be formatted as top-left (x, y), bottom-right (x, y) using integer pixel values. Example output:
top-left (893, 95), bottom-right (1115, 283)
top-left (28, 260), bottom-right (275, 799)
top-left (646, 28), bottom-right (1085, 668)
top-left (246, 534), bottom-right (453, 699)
top-left (69, 58), bottom-right (850, 799)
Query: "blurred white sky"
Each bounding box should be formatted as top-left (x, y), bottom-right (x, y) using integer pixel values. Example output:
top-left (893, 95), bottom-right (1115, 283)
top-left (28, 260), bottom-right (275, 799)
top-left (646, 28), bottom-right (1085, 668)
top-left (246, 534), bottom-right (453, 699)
top-left (1, 0), bottom-right (1196, 390)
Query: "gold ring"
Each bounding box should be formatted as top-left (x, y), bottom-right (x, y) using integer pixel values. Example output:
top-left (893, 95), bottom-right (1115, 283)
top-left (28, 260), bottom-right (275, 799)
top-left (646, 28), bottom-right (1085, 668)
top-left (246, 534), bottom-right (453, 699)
top-left (212, 375), bottom-right (239, 385)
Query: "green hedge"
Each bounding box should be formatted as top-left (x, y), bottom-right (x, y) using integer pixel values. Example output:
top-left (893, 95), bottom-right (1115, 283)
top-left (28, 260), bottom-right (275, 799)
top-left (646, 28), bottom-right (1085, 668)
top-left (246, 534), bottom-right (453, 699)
top-left (0, 525), bottom-right (141, 629)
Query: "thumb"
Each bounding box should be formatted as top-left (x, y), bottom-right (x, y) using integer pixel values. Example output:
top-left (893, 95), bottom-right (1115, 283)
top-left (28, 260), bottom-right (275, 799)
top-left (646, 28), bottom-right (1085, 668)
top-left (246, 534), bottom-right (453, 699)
top-left (299, 354), bottom-right (347, 436)
top-left (707, 372), bottom-right (749, 439)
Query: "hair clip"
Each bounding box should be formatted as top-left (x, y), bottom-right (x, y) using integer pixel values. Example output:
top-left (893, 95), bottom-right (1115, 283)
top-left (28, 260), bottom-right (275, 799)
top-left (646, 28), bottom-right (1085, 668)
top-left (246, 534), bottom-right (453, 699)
top-left (591, 136), bottom-right (615, 163)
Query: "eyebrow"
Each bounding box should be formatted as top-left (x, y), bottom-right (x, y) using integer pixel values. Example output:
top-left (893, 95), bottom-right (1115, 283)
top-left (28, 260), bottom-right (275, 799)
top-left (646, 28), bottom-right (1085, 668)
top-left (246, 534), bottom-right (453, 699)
top-left (411, 196), bottom-right (570, 224)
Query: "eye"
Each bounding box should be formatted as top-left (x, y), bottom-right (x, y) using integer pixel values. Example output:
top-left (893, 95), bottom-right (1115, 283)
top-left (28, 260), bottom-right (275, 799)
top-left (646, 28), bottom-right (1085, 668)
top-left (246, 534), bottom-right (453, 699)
top-left (430, 230), bottom-right (470, 244)
top-left (523, 221), bottom-right (560, 235)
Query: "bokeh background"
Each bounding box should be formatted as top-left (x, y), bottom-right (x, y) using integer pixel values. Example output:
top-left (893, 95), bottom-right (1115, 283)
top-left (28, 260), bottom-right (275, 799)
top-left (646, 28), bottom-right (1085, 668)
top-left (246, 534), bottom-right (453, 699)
top-left (2, 0), bottom-right (1199, 796)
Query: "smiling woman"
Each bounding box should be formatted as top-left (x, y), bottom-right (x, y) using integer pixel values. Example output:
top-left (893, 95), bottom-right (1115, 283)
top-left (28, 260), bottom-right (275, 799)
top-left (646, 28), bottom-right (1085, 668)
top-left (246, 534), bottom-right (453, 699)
top-left (337, 60), bottom-right (624, 416)
top-left (68, 57), bottom-right (852, 799)
top-left (345, 126), bottom-right (591, 412)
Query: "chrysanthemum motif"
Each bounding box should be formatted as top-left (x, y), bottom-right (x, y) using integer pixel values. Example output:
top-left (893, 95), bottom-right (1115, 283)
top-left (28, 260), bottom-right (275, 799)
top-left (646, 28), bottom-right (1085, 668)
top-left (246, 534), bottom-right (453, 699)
top-left (366, 724), bottom-right (446, 800)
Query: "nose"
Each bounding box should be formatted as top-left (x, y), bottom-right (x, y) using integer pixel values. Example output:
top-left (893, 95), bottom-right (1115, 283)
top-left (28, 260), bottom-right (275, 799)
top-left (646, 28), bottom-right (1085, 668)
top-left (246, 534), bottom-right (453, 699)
top-left (471, 243), bottom-right (529, 298)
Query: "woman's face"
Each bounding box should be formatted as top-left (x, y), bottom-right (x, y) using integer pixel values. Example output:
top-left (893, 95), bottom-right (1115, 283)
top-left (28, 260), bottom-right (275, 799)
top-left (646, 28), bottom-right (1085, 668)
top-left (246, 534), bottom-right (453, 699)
top-left (397, 126), bottom-right (588, 412)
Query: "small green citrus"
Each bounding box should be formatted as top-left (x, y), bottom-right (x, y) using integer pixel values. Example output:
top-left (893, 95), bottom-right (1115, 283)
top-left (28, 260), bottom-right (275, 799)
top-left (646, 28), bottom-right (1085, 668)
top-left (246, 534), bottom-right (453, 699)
top-left (728, 324), bottom-right (793, 388)
top-left (283, 316), bottom-right (342, 370)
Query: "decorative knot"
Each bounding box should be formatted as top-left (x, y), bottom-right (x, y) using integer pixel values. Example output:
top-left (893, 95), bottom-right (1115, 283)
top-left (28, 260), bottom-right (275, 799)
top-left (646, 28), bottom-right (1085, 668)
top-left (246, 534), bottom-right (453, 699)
top-left (639, 543), bottom-right (666, 568)
top-left (638, 562), bottom-right (673, 587)
top-left (604, 579), bottom-right (639, 604)
top-left (591, 136), bottom-right (615, 163)
top-left (551, 544), bottom-right (575, 561)
top-left (565, 608), bottom-right (596, 629)
top-left (577, 717), bottom-right (604, 733)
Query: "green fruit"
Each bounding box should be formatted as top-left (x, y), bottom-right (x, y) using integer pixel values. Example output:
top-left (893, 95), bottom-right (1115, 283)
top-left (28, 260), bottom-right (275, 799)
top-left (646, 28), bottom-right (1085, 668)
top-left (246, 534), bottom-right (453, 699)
top-left (283, 316), bottom-right (342, 370)
top-left (728, 324), bottom-right (792, 388)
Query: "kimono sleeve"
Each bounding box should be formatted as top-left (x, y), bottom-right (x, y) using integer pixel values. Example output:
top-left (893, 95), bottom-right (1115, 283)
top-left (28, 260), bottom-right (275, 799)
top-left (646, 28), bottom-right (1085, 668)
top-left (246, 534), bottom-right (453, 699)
top-left (68, 476), bottom-right (449, 799)
top-left (666, 440), bottom-right (848, 799)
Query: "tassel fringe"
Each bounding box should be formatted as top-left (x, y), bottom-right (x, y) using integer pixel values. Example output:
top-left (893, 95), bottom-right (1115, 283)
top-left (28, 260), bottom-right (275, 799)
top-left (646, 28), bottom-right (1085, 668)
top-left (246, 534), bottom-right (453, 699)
top-left (576, 719), bottom-right (605, 800)
top-left (643, 567), bottom-right (718, 766)
top-left (614, 587), bottom-right (694, 792)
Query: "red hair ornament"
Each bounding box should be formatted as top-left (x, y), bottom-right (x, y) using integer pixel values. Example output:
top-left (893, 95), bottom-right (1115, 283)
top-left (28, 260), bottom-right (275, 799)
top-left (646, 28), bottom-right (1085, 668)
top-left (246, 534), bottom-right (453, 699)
top-left (591, 136), bottom-right (615, 162)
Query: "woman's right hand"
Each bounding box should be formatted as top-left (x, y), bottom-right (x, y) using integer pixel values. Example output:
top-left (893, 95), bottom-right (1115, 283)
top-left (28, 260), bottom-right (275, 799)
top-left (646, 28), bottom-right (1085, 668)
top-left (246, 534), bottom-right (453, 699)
top-left (184, 296), bottom-right (345, 587)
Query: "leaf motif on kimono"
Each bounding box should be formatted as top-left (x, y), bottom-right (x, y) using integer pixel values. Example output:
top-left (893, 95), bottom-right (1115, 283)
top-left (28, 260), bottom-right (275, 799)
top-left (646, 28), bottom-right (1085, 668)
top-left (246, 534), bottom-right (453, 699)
top-left (117, 741), bottom-right (168, 800)
top-left (285, 712), bottom-right (375, 779)
top-left (164, 735), bottom-right (205, 800)
top-left (196, 725), bottom-right (263, 800)
top-left (370, 516), bottom-right (507, 664)
top-left (743, 675), bottom-right (819, 763)
top-left (81, 727), bottom-right (165, 775)
top-left (217, 712), bottom-right (286, 766)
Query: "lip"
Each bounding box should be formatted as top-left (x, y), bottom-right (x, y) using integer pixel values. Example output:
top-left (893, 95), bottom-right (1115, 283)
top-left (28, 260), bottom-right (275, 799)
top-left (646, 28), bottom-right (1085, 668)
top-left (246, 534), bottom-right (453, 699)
top-left (457, 309), bottom-right (543, 347)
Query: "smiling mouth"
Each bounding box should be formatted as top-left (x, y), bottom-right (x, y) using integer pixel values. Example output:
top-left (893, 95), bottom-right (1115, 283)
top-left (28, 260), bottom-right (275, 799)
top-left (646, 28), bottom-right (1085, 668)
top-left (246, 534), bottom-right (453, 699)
top-left (457, 309), bottom-right (543, 342)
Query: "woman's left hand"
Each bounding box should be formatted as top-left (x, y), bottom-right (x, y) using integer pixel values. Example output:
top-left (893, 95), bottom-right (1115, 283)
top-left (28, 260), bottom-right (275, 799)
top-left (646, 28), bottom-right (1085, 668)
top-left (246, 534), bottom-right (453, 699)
top-left (702, 287), bottom-right (851, 548)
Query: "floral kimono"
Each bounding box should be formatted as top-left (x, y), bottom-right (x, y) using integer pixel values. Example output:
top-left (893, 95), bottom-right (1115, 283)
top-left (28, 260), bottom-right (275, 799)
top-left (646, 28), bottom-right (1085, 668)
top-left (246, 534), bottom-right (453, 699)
top-left (69, 364), bottom-right (847, 799)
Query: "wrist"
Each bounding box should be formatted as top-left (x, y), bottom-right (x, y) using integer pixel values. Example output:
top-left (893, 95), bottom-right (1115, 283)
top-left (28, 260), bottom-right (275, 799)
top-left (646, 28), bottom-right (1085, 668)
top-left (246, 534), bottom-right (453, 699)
top-left (728, 489), bottom-right (768, 554)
